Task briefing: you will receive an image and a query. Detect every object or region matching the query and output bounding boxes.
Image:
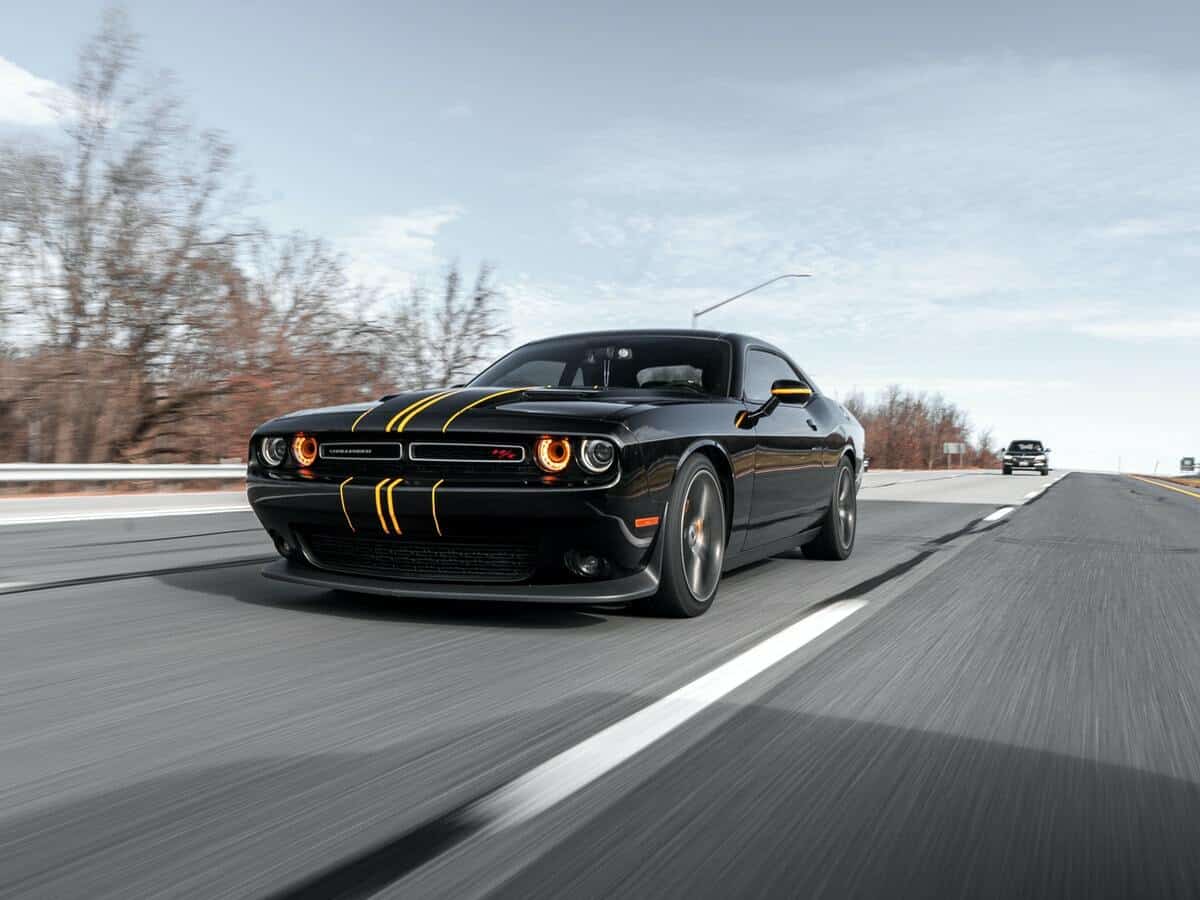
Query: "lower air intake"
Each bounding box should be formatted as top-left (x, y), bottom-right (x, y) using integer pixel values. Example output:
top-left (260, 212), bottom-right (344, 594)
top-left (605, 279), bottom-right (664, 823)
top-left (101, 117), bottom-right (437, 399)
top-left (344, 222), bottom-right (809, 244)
top-left (301, 532), bottom-right (536, 583)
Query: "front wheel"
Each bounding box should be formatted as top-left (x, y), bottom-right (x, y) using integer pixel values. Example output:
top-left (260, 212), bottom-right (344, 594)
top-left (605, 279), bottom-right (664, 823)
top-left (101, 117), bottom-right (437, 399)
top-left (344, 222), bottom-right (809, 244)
top-left (802, 457), bottom-right (857, 561)
top-left (1003, 467), bottom-right (1012, 475)
top-left (637, 455), bottom-right (726, 618)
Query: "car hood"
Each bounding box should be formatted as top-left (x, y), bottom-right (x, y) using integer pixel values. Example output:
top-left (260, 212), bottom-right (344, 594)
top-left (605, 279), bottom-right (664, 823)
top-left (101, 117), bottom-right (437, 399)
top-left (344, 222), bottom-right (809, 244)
top-left (257, 386), bottom-right (714, 435)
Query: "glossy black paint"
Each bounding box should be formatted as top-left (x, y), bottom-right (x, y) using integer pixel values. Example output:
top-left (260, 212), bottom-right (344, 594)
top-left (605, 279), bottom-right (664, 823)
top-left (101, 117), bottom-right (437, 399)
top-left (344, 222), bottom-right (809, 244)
top-left (247, 329), bottom-right (865, 602)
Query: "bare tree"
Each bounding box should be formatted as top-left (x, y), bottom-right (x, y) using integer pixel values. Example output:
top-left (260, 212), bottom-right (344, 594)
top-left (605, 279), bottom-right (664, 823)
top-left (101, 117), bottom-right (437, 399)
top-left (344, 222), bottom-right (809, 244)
top-left (0, 11), bottom-right (508, 467)
top-left (378, 264), bottom-right (508, 390)
top-left (844, 386), bottom-right (998, 470)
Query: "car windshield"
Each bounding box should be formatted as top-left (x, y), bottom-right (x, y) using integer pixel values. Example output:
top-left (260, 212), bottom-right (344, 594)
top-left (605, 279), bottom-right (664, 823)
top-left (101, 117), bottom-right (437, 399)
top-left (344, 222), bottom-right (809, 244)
top-left (1008, 441), bottom-right (1044, 452)
top-left (470, 335), bottom-right (732, 395)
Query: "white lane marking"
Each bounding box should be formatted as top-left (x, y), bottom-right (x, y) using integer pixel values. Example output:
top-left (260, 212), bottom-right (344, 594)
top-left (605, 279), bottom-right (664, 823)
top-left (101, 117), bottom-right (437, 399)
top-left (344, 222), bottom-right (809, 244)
top-left (0, 582), bottom-right (29, 592)
top-left (0, 504), bottom-right (250, 527)
top-left (1023, 489), bottom-right (1042, 500)
top-left (466, 599), bottom-right (866, 831)
top-left (985, 506), bottom-right (1015, 521)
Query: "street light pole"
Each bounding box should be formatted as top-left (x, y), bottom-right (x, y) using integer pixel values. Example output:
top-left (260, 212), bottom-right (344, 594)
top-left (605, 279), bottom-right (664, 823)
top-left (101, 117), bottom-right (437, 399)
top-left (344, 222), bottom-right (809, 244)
top-left (691, 273), bottom-right (812, 328)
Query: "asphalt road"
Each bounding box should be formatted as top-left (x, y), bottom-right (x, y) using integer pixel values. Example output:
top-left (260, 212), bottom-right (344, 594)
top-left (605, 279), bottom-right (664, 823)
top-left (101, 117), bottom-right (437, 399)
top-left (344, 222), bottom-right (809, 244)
top-left (2, 470), bottom-right (1198, 898)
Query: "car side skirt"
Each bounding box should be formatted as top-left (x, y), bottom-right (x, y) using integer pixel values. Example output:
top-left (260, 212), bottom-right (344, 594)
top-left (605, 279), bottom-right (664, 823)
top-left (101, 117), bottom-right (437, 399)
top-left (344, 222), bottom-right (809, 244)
top-left (722, 524), bottom-right (822, 572)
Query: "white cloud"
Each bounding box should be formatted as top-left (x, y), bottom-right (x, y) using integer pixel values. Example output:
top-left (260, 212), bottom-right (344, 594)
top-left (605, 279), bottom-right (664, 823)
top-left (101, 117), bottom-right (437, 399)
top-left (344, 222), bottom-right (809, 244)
top-left (439, 102), bottom-right (473, 121)
top-left (1076, 313), bottom-right (1200, 341)
top-left (0, 55), bottom-right (70, 127)
top-left (1096, 217), bottom-right (1200, 240)
top-left (340, 205), bottom-right (463, 295)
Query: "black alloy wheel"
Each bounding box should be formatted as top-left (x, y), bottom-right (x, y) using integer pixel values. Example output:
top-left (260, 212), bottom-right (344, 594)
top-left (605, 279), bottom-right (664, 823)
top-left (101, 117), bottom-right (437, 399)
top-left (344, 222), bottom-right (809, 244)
top-left (638, 455), bottom-right (726, 618)
top-left (802, 457), bottom-right (857, 561)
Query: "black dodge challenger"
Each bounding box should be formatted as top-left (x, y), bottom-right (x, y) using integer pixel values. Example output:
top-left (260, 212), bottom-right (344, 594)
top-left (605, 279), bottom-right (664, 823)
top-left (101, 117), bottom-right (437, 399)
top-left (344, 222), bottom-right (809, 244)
top-left (248, 330), bottom-right (865, 617)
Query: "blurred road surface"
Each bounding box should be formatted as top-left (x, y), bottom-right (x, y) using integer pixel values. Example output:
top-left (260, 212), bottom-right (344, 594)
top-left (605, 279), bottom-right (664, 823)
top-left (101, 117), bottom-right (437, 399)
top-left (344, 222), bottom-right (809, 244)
top-left (3, 470), bottom-right (1199, 899)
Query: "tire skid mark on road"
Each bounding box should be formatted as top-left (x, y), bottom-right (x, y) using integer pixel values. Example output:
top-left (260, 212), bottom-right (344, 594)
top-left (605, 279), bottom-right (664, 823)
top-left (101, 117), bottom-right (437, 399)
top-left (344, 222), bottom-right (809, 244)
top-left (0, 556), bottom-right (275, 595)
top-left (0, 504), bottom-right (252, 528)
top-left (44, 526), bottom-right (263, 550)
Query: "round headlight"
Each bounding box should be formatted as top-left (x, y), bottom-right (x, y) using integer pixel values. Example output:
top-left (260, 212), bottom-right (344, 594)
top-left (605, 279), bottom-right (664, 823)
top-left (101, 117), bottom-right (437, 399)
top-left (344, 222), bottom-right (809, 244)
top-left (534, 436), bottom-right (571, 473)
top-left (579, 438), bottom-right (616, 474)
top-left (292, 433), bottom-right (318, 467)
top-left (260, 436), bottom-right (288, 467)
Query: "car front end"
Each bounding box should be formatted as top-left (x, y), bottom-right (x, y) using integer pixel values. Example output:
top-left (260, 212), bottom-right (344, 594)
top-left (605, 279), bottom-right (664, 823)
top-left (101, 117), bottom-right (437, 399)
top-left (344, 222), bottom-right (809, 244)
top-left (247, 388), bottom-right (669, 603)
top-left (1002, 442), bottom-right (1049, 475)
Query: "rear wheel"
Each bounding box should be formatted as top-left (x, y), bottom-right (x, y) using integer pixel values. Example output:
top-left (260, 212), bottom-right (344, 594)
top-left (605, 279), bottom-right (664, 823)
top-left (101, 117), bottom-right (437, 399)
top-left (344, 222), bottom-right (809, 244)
top-left (1041, 468), bottom-right (1049, 476)
top-left (802, 457), bottom-right (857, 561)
top-left (637, 455), bottom-right (726, 618)
top-left (1003, 467), bottom-right (1012, 475)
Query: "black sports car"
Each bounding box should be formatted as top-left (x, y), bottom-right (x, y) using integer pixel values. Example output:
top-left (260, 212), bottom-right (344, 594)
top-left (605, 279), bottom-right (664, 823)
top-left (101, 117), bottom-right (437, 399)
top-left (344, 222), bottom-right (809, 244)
top-left (248, 330), bottom-right (865, 617)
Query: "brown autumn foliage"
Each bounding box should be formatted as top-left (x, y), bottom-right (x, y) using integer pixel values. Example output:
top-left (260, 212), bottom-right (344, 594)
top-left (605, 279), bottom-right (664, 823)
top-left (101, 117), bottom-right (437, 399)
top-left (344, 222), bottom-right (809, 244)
top-left (0, 12), bottom-right (506, 465)
top-left (844, 386), bottom-right (999, 469)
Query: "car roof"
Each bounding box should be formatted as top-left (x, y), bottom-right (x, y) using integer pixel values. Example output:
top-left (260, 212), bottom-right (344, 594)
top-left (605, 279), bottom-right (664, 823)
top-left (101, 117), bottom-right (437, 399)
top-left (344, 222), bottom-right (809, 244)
top-left (518, 328), bottom-right (786, 356)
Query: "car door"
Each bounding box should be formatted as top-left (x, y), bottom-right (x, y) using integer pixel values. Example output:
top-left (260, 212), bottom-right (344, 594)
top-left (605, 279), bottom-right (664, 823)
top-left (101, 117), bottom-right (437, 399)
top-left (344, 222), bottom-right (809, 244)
top-left (742, 349), bottom-right (829, 549)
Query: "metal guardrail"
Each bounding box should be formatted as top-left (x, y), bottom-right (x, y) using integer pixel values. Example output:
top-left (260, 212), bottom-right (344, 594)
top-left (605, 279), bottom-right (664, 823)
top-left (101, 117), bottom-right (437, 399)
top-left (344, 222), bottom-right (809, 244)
top-left (0, 463), bottom-right (245, 482)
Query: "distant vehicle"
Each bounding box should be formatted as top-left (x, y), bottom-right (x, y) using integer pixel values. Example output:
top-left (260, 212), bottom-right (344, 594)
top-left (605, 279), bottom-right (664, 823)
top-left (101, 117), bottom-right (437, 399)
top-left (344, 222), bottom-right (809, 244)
top-left (1002, 440), bottom-right (1050, 476)
top-left (247, 330), bottom-right (866, 618)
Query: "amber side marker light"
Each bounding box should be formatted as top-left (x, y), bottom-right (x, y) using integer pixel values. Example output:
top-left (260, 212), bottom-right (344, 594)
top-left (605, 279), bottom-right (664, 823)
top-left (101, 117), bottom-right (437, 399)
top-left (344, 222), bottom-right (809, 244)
top-left (534, 436), bottom-right (571, 473)
top-left (634, 516), bottom-right (660, 529)
top-left (292, 433), bottom-right (318, 467)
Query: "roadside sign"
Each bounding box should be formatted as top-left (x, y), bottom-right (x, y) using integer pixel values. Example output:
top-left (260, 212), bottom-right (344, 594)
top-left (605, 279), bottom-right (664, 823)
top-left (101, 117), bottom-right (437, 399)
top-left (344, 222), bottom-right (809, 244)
top-left (943, 442), bottom-right (966, 455)
top-left (1183, 457), bottom-right (1196, 473)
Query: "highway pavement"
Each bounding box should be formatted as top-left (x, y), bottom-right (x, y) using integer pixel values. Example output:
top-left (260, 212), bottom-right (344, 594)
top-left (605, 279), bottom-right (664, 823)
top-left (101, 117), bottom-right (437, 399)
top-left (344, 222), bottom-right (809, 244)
top-left (2, 470), bottom-right (1198, 898)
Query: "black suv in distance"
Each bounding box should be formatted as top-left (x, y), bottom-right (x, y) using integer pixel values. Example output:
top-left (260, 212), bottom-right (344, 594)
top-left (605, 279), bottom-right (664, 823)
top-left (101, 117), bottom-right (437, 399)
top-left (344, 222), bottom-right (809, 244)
top-left (1002, 440), bottom-right (1050, 475)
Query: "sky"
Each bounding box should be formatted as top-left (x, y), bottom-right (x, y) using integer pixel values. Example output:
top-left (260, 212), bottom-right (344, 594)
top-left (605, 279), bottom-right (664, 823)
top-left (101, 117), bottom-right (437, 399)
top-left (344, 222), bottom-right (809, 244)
top-left (1, 0), bottom-right (1198, 473)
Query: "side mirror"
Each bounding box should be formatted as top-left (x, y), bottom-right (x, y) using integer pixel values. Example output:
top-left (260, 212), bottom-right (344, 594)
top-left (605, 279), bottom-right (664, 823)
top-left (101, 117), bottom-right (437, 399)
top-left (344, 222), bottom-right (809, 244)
top-left (736, 378), bottom-right (815, 429)
top-left (1043, 447), bottom-right (1052, 453)
top-left (770, 378), bottom-right (814, 404)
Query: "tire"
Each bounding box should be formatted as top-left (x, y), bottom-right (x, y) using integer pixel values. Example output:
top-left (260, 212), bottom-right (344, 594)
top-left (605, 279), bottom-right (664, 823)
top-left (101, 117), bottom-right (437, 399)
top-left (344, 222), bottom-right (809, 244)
top-left (636, 455), bottom-right (726, 618)
top-left (1041, 469), bottom-right (1049, 476)
top-left (1003, 467), bottom-right (1012, 475)
top-left (802, 457), bottom-right (857, 561)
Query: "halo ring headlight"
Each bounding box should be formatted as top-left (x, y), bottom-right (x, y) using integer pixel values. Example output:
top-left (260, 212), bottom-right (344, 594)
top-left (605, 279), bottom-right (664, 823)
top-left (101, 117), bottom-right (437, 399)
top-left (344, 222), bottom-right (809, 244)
top-left (260, 436), bottom-right (288, 467)
top-left (579, 438), bottom-right (616, 474)
top-left (292, 433), bottom-right (319, 467)
top-left (534, 436), bottom-right (572, 473)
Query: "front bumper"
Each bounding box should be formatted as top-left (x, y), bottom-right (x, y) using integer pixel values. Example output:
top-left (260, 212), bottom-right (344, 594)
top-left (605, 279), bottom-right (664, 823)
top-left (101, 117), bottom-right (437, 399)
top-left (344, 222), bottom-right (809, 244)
top-left (1005, 458), bottom-right (1047, 468)
top-left (248, 473), bottom-right (664, 601)
top-left (262, 557), bottom-right (660, 603)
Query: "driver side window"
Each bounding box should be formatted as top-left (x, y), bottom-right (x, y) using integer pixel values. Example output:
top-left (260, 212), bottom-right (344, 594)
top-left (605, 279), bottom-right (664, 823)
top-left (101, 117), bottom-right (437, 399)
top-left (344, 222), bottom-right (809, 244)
top-left (743, 350), bottom-right (800, 403)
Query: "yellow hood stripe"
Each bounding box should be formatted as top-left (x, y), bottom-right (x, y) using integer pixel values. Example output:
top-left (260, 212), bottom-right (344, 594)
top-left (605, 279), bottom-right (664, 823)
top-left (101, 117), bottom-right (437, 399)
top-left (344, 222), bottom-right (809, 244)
top-left (441, 386), bottom-right (533, 432)
top-left (386, 389), bottom-right (458, 433)
top-left (382, 391), bottom-right (448, 433)
top-left (339, 477), bottom-right (356, 532)
top-left (349, 406), bottom-right (375, 432)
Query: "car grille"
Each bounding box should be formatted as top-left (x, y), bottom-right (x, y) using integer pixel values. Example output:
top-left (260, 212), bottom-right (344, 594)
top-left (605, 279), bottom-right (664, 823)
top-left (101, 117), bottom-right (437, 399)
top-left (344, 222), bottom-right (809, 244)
top-left (301, 531), bottom-right (537, 583)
